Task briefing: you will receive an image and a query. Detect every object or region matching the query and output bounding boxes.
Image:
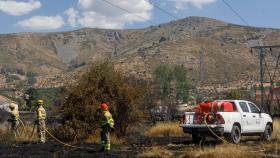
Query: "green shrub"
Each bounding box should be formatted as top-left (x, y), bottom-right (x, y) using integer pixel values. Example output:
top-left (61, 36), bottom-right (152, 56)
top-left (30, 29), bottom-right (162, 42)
top-left (153, 64), bottom-right (189, 103)
top-left (26, 87), bottom-right (63, 110)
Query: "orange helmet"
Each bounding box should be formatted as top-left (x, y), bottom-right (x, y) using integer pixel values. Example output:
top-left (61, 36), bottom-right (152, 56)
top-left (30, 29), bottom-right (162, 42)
top-left (101, 102), bottom-right (108, 110)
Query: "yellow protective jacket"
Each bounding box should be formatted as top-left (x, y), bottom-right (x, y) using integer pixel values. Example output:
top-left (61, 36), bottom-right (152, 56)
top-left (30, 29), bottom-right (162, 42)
top-left (37, 107), bottom-right (46, 120)
top-left (10, 110), bottom-right (19, 122)
top-left (100, 110), bottom-right (114, 129)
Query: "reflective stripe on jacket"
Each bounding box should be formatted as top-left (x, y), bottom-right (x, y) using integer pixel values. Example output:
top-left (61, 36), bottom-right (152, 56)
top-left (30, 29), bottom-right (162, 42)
top-left (100, 110), bottom-right (114, 128)
top-left (10, 110), bottom-right (19, 121)
top-left (37, 107), bottom-right (46, 120)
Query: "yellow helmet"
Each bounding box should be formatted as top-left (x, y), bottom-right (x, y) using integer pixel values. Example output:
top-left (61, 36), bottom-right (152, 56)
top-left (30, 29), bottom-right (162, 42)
top-left (37, 99), bottom-right (44, 105)
top-left (9, 103), bottom-right (16, 109)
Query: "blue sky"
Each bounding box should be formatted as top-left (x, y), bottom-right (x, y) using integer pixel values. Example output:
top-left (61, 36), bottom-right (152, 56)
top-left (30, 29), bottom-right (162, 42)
top-left (0, 0), bottom-right (279, 34)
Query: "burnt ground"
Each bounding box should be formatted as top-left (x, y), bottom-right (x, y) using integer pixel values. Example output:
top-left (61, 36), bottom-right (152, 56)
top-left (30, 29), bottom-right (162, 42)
top-left (0, 141), bottom-right (135, 158)
top-left (1, 136), bottom-right (280, 158)
top-left (1, 120), bottom-right (280, 158)
top-left (0, 134), bottom-right (226, 158)
top-left (0, 134), bottom-right (190, 158)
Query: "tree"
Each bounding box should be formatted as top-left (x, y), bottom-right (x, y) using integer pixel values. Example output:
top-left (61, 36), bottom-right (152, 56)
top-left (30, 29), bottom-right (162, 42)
top-left (26, 87), bottom-right (62, 110)
top-left (59, 61), bottom-right (146, 140)
top-left (226, 90), bottom-right (242, 100)
top-left (154, 64), bottom-right (173, 102)
top-left (153, 64), bottom-right (189, 104)
top-left (174, 65), bottom-right (189, 102)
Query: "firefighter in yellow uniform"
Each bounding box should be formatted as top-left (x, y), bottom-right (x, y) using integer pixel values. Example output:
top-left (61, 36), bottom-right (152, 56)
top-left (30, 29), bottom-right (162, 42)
top-left (36, 100), bottom-right (46, 143)
top-left (8, 103), bottom-right (20, 137)
top-left (99, 102), bottom-right (114, 152)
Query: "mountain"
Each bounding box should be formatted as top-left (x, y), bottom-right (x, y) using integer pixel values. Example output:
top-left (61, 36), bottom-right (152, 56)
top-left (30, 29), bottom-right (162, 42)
top-left (0, 16), bottom-right (280, 89)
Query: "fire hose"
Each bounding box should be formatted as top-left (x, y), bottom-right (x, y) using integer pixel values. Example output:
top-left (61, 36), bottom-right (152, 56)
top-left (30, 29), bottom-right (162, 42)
top-left (28, 122), bottom-right (36, 141)
top-left (203, 113), bottom-right (229, 144)
top-left (25, 120), bottom-right (93, 149)
top-left (45, 128), bottom-right (96, 150)
top-left (25, 121), bottom-right (96, 150)
top-left (19, 119), bottom-right (27, 134)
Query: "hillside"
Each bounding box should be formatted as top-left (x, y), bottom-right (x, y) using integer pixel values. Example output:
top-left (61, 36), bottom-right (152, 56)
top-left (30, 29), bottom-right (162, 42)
top-left (0, 16), bottom-right (280, 89)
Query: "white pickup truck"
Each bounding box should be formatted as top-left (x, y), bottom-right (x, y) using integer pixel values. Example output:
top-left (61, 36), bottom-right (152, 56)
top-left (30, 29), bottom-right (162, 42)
top-left (181, 100), bottom-right (273, 144)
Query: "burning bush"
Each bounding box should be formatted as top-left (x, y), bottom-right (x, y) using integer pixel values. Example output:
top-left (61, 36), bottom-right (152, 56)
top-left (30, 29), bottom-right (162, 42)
top-left (59, 61), bottom-right (146, 140)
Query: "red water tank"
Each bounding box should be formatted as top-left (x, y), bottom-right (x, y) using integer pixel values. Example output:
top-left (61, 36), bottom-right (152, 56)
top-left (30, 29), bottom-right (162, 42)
top-left (196, 101), bottom-right (234, 113)
top-left (212, 101), bottom-right (234, 112)
top-left (198, 101), bottom-right (212, 113)
top-left (222, 102), bottom-right (234, 112)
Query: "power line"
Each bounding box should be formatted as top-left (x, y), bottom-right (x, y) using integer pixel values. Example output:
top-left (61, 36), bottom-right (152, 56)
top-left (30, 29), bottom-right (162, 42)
top-left (101, 0), bottom-right (156, 25)
top-left (148, 1), bottom-right (179, 20)
top-left (221, 0), bottom-right (249, 26)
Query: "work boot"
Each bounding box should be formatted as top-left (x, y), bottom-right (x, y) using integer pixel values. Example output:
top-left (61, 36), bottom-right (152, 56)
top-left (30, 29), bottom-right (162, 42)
top-left (104, 145), bottom-right (110, 152)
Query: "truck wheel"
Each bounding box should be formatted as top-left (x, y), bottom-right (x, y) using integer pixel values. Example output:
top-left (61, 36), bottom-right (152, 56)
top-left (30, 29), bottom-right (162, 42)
top-left (225, 125), bottom-right (241, 144)
top-left (192, 133), bottom-right (205, 144)
top-left (261, 124), bottom-right (272, 141)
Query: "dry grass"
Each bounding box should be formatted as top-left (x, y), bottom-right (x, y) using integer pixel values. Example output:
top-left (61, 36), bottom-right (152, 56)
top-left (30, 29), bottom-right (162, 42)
top-left (0, 123), bottom-right (37, 142)
top-left (145, 122), bottom-right (186, 137)
top-left (183, 144), bottom-right (263, 158)
top-left (260, 118), bottom-right (280, 155)
top-left (273, 119), bottom-right (280, 140)
top-left (138, 144), bottom-right (267, 158)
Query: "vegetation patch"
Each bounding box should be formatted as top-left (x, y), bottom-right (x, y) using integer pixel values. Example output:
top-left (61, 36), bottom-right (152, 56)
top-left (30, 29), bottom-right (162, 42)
top-left (57, 61), bottom-right (147, 140)
top-left (26, 87), bottom-right (63, 110)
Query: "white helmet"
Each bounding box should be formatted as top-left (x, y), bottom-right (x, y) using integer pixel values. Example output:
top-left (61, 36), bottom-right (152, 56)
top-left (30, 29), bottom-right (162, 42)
top-left (9, 102), bottom-right (16, 109)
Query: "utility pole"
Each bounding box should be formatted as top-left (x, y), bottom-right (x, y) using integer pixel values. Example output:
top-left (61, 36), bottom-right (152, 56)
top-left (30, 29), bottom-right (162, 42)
top-left (259, 47), bottom-right (264, 110)
top-left (251, 45), bottom-right (280, 114)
